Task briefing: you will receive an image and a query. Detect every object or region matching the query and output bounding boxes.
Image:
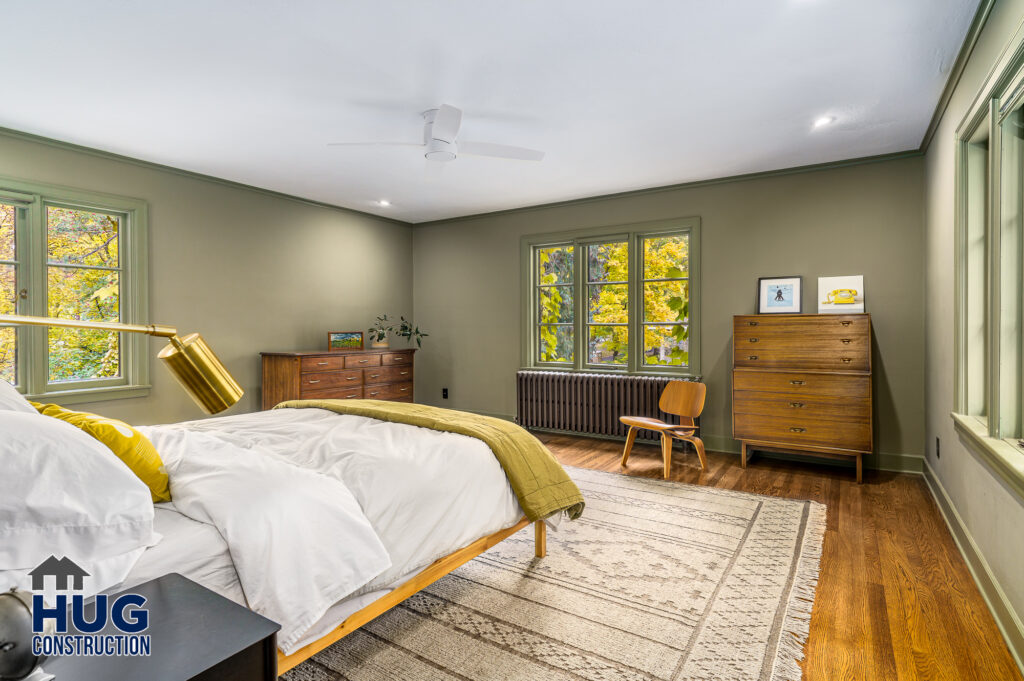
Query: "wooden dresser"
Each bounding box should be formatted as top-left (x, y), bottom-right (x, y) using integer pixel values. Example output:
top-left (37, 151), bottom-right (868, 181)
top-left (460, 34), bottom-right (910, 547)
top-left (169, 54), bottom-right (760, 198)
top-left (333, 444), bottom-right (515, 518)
top-left (260, 348), bottom-right (415, 410)
top-left (732, 313), bottom-right (872, 482)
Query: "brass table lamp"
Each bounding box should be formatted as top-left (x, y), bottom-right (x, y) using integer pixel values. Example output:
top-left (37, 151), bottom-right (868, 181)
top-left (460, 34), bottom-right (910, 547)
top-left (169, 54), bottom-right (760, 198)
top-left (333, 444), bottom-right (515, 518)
top-left (0, 314), bottom-right (243, 414)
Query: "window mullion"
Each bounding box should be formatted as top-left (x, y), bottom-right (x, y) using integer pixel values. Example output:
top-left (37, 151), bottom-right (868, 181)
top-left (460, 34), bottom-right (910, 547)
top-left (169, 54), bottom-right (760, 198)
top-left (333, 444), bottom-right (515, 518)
top-left (574, 240), bottom-right (583, 371)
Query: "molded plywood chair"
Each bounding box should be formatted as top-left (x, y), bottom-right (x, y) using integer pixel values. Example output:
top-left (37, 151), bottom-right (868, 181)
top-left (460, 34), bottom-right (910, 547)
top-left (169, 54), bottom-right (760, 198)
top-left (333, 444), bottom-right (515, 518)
top-left (620, 381), bottom-right (708, 478)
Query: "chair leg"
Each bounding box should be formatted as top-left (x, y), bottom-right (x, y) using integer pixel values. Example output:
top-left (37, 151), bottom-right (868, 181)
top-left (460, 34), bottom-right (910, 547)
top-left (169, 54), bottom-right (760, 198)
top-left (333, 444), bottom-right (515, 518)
top-left (661, 433), bottom-right (673, 479)
top-left (686, 435), bottom-right (708, 470)
top-left (621, 426), bottom-right (638, 467)
top-left (535, 520), bottom-right (547, 557)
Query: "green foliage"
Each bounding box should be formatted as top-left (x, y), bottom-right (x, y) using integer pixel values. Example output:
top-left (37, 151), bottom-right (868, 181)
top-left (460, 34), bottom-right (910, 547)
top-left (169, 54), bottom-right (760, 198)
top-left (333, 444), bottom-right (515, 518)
top-left (0, 204), bottom-right (14, 383)
top-left (535, 234), bottom-right (690, 368)
top-left (538, 246), bottom-right (574, 362)
top-left (368, 314), bottom-right (429, 347)
top-left (45, 206), bottom-right (122, 382)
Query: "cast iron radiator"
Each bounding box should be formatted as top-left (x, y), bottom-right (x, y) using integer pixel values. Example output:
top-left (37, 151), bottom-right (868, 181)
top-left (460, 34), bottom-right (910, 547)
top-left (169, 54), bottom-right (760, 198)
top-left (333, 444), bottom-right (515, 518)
top-left (516, 370), bottom-right (695, 438)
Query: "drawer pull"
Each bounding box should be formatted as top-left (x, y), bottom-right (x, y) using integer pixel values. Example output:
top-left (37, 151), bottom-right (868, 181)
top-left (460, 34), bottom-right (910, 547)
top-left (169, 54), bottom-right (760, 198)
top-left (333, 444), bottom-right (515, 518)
top-left (400, 371), bottom-right (409, 375)
top-left (840, 320), bottom-right (852, 326)
top-left (748, 321), bottom-right (758, 326)
top-left (748, 338), bottom-right (758, 343)
top-left (748, 355), bottom-right (758, 360)
top-left (317, 361), bottom-right (328, 365)
top-left (308, 379), bottom-right (321, 384)
top-left (840, 358), bottom-right (852, 363)
top-left (346, 376), bottom-right (357, 381)
top-left (358, 359), bottom-right (369, 364)
top-left (841, 338), bottom-right (852, 344)
top-left (368, 391), bottom-right (380, 396)
top-left (368, 373), bottom-right (380, 379)
top-left (790, 380), bottom-right (805, 385)
top-left (346, 395), bottom-right (358, 399)
top-left (789, 427), bottom-right (806, 433)
top-left (789, 402), bottom-right (805, 408)
top-left (400, 387), bottom-right (409, 392)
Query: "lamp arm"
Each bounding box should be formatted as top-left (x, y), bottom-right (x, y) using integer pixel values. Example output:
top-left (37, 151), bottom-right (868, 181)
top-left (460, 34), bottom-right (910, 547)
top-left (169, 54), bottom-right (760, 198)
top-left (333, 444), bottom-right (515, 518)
top-left (0, 314), bottom-right (178, 338)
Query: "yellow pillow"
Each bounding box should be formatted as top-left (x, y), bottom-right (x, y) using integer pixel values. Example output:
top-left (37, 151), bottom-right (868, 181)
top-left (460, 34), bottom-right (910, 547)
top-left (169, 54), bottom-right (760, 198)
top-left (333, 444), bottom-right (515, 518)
top-left (32, 403), bottom-right (171, 503)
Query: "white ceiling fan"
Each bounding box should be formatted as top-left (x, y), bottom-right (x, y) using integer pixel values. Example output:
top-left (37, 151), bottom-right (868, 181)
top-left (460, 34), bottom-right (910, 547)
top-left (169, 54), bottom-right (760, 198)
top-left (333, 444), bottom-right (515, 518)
top-left (328, 104), bottom-right (545, 162)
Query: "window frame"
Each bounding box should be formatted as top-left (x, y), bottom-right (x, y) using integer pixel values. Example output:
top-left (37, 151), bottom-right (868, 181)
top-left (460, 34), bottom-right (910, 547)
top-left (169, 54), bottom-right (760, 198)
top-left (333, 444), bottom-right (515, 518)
top-left (521, 217), bottom-right (701, 377)
top-left (0, 176), bottom-right (150, 403)
top-left (953, 36), bottom-right (1024, 501)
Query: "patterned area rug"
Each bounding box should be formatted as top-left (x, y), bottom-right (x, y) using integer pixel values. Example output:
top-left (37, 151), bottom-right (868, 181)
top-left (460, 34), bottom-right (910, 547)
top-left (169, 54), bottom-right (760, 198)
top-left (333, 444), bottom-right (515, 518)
top-left (284, 466), bottom-right (826, 681)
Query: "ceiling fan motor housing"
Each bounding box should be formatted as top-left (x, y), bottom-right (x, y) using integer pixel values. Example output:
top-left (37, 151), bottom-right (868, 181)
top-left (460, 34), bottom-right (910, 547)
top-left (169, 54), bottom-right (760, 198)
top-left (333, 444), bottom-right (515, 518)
top-left (423, 108), bottom-right (457, 161)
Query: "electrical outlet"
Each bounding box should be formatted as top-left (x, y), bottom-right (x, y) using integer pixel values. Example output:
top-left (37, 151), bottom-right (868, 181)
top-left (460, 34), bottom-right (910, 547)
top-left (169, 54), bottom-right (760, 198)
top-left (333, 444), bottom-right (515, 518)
top-left (442, 388), bottom-right (449, 399)
top-left (936, 436), bottom-right (940, 459)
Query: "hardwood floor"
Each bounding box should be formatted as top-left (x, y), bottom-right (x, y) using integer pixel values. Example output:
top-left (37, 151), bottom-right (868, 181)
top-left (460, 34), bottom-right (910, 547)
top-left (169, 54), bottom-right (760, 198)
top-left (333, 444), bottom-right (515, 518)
top-left (538, 432), bottom-right (1023, 681)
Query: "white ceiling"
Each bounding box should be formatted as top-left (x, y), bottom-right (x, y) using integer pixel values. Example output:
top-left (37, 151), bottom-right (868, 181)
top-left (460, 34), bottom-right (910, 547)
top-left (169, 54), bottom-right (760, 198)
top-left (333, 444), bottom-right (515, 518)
top-left (1, 1), bottom-right (978, 223)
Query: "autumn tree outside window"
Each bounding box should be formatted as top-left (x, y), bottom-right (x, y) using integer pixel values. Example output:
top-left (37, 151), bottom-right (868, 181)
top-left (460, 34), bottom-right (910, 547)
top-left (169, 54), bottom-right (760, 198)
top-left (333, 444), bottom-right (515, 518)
top-left (523, 218), bottom-right (700, 376)
top-left (0, 178), bottom-right (149, 402)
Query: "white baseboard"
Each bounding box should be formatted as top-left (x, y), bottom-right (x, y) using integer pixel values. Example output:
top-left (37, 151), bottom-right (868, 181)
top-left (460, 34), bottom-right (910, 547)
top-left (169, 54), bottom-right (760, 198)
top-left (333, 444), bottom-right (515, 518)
top-left (923, 461), bottom-right (1024, 675)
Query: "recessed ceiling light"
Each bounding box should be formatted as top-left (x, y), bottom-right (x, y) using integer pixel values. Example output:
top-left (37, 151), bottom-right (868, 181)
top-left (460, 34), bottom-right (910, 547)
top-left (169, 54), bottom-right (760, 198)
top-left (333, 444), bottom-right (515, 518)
top-left (377, 199), bottom-right (391, 207)
top-left (813, 116), bottom-right (836, 128)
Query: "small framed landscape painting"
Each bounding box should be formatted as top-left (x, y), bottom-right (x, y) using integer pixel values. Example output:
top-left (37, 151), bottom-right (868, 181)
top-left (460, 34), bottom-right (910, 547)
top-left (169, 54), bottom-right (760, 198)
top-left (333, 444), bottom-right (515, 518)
top-left (757, 276), bottom-right (802, 314)
top-left (818, 275), bottom-right (865, 313)
top-left (327, 331), bottom-right (363, 351)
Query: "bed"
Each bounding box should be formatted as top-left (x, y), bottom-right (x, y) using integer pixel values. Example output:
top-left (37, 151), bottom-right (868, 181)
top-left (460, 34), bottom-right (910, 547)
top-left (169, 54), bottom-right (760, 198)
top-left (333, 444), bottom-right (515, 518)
top-left (0, 391), bottom-right (583, 676)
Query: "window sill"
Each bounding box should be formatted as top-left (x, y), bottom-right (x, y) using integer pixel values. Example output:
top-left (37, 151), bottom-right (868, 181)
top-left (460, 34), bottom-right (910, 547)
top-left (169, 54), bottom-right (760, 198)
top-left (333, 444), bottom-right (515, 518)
top-left (951, 412), bottom-right (1024, 501)
top-left (26, 384), bottom-right (152, 406)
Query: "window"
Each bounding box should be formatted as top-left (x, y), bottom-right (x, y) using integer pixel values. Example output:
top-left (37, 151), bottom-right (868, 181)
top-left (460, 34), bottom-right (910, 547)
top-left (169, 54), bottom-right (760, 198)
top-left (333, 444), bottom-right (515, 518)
top-left (524, 218), bottom-right (700, 375)
top-left (0, 178), bottom-right (148, 402)
top-left (953, 48), bottom-right (1024, 499)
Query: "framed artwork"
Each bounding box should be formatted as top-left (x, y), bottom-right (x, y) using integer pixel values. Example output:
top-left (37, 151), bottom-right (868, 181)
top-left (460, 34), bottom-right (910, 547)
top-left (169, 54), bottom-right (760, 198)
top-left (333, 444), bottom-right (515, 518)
top-left (757, 276), bottom-right (802, 314)
top-left (818, 275), bottom-right (865, 313)
top-left (327, 331), bottom-right (363, 351)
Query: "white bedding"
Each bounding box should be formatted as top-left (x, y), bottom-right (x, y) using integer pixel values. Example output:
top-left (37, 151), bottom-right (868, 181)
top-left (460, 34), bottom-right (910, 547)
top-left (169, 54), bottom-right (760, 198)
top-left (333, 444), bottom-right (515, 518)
top-left (132, 407), bottom-right (524, 653)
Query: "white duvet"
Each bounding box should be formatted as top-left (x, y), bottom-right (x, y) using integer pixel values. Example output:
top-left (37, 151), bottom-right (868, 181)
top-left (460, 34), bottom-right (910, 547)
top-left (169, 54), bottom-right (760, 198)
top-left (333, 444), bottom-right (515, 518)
top-left (139, 407), bottom-right (523, 653)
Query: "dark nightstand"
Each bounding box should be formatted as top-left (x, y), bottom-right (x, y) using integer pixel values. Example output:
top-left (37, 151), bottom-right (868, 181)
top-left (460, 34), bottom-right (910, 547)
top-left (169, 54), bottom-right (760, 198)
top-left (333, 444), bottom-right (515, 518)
top-left (45, 573), bottom-right (280, 681)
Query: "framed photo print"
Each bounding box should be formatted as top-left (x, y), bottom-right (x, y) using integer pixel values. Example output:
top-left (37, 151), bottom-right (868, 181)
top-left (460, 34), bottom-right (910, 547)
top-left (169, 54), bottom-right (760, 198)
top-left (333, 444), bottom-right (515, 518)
top-left (818, 274), bottom-right (865, 313)
top-left (327, 331), bottom-right (364, 351)
top-left (757, 276), bottom-right (802, 314)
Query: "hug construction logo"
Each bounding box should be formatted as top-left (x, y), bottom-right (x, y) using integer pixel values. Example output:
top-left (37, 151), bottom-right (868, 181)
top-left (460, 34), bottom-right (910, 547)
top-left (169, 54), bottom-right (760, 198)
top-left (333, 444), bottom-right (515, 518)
top-left (28, 555), bottom-right (151, 657)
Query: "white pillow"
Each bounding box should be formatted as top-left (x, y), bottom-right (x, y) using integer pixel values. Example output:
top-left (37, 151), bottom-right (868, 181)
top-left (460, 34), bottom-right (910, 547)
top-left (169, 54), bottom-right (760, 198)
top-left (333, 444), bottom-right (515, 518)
top-left (0, 379), bottom-right (36, 413)
top-left (0, 411), bottom-right (156, 573)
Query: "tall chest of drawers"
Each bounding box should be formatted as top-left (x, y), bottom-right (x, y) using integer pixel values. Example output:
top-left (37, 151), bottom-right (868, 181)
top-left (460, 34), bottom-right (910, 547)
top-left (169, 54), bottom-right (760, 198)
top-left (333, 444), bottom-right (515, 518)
top-left (260, 348), bottom-right (415, 410)
top-left (732, 313), bottom-right (872, 482)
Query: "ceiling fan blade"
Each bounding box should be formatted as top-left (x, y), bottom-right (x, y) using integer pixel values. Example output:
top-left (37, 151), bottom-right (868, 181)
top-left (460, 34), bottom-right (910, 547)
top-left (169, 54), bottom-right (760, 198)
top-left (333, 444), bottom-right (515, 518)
top-left (459, 141), bottom-right (544, 161)
top-left (431, 104), bottom-right (463, 144)
top-left (326, 142), bottom-right (423, 148)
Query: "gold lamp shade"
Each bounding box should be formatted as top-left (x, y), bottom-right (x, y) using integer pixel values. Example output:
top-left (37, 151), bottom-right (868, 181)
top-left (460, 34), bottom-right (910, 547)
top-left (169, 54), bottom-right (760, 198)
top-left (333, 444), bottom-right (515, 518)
top-left (158, 333), bottom-right (244, 414)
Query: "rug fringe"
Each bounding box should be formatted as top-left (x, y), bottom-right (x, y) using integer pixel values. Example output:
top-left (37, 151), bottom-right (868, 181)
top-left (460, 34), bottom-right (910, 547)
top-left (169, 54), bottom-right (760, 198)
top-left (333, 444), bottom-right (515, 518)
top-left (770, 501), bottom-right (827, 681)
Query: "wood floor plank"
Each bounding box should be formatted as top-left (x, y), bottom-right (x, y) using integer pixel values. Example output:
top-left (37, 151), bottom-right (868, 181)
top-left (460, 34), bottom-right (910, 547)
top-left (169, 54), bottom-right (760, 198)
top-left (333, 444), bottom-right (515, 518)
top-left (538, 432), bottom-right (1023, 681)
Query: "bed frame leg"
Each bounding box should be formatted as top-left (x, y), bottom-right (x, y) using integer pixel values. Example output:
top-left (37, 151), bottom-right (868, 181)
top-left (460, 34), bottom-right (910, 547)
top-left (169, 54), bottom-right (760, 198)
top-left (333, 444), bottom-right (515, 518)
top-left (534, 520), bottom-right (547, 558)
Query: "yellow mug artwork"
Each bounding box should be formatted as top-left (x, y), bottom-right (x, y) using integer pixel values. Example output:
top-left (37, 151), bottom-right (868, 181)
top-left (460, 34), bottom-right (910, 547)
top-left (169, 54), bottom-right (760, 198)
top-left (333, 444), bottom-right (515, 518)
top-left (822, 288), bottom-right (858, 305)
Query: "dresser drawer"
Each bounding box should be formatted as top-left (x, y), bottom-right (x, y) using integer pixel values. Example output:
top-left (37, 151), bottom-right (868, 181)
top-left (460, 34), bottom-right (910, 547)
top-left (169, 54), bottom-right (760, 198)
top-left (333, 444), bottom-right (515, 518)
top-left (300, 356), bottom-right (346, 373)
top-left (733, 391), bottom-right (870, 422)
top-left (364, 365), bottom-right (414, 384)
top-left (364, 382), bottom-right (413, 399)
top-left (734, 336), bottom-right (869, 371)
top-left (345, 354), bottom-right (381, 369)
top-left (734, 413), bottom-right (871, 451)
top-left (733, 370), bottom-right (869, 398)
top-left (299, 386), bottom-right (363, 400)
top-left (300, 370), bottom-right (363, 390)
top-left (735, 315), bottom-right (868, 337)
top-left (381, 352), bottom-right (413, 366)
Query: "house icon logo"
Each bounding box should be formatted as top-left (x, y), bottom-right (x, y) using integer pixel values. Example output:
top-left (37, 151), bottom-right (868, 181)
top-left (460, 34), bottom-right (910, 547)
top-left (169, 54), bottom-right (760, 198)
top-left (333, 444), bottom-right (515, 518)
top-left (27, 555), bottom-right (90, 592)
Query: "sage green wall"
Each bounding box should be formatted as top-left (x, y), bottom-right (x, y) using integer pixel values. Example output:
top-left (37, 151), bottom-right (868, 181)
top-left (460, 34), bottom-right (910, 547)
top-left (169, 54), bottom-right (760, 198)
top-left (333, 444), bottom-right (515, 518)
top-left (0, 131), bottom-right (414, 425)
top-left (412, 156), bottom-right (925, 468)
top-left (923, 0), bottom-right (1024, 659)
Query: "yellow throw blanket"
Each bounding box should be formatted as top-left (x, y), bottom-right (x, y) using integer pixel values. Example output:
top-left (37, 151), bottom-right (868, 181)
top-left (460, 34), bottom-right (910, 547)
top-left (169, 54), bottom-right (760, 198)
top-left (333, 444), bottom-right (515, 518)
top-left (274, 399), bottom-right (584, 521)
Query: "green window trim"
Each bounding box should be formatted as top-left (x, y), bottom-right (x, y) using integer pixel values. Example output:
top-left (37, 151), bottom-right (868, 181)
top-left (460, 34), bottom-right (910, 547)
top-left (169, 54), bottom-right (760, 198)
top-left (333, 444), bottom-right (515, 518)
top-left (0, 175), bottom-right (150, 402)
top-left (952, 24), bottom-right (1024, 500)
top-left (520, 217), bottom-right (701, 377)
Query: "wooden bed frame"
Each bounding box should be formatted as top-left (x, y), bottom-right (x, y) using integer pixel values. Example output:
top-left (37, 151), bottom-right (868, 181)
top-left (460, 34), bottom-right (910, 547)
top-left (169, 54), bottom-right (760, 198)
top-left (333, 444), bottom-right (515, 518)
top-left (276, 517), bottom-right (547, 674)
